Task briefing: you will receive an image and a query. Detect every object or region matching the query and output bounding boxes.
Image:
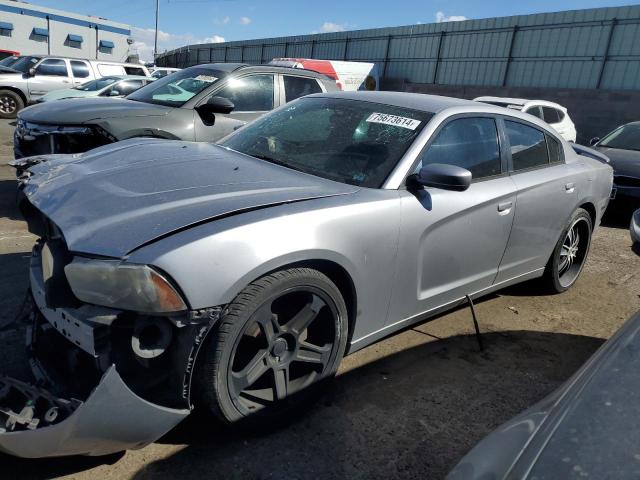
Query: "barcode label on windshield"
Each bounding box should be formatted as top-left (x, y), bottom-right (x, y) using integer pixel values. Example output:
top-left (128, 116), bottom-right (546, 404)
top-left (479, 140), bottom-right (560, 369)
top-left (366, 113), bottom-right (421, 130)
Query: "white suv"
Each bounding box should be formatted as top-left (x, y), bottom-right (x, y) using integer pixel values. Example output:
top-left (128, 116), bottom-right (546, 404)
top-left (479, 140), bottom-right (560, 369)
top-left (474, 97), bottom-right (577, 142)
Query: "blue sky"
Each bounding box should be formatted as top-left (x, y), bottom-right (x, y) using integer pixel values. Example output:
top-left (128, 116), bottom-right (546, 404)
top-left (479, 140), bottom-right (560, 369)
top-left (32, 0), bottom-right (636, 61)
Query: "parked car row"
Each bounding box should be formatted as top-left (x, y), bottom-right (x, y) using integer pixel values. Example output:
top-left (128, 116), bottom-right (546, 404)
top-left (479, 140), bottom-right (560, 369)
top-left (1, 56), bottom-right (638, 467)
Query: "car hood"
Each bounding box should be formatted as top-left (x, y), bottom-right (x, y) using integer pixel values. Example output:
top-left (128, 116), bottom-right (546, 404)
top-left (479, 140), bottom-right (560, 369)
top-left (40, 88), bottom-right (96, 102)
top-left (449, 311), bottom-right (640, 480)
top-left (596, 147), bottom-right (640, 178)
top-left (18, 98), bottom-right (172, 124)
top-left (20, 139), bottom-right (358, 258)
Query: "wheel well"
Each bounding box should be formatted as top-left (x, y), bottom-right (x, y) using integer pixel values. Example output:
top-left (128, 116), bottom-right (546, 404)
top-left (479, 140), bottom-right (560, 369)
top-left (281, 260), bottom-right (358, 348)
top-left (579, 202), bottom-right (597, 227)
top-left (0, 87), bottom-right (27, 106)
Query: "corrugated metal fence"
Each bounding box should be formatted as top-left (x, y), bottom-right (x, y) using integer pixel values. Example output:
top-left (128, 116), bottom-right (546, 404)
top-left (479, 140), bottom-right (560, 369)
top-left (156, 5), bottom-right (640, 90)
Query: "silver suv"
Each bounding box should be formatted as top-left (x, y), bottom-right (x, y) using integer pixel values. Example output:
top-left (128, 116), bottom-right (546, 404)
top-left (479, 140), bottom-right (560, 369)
top-left (14, 63), bottom-right (338, 158)
top-left (0, 56), bottom-right (149, 118)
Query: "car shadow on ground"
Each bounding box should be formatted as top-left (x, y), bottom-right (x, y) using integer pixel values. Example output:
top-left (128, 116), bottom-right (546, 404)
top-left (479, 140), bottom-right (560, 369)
top-left (1, 329), bottom-right (604, 480)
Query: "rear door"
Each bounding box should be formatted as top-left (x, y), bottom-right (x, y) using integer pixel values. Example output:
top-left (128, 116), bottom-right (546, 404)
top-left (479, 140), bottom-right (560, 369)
top-left (69, 60), bottom-right (92, 86)
top-left (27, 58), bottom-right (72, 100)
top-left (495, 119), bottom-right (577, 282)
top-left (388, 115), bottom-right (517, 322)
top-left (280, 74), bottom-right (324, 104)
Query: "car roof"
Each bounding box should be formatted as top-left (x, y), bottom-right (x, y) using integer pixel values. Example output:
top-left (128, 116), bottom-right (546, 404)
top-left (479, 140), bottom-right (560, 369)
top-left (187, 62), bottom-right (333, 80)
top-left (475, 96), bottom-right (566, 110)
top-left (311, 90), bottom-right (478, 113)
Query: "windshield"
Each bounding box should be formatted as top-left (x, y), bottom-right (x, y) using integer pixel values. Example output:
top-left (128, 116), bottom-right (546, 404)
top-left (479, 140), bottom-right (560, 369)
top-left (127, 66), bottom-right (226, 107)
top-left (599, 124), bottom-right (640, 152)
top-left (220, 97), bottom-right (433, 188)
top-left (0, 56), bottom-right (19, 67)
top-left (74, 77), bottom-right (119, 91)
top-left (9, 56), bottom-right (41, 73)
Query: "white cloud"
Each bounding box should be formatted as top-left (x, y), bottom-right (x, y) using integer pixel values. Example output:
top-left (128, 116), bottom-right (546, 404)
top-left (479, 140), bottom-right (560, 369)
top-left (239, 16), bottom-right (252, 25)
top-left (131, 27), bottom-right (225, 63)
top-left (215, 16), bottom-right (231, 25)
top-left (203, 35), bottom-right (226, 43)
top-left (313, 22), bottom-right (350, 34)
top-left (435, 11), bottom-right (468, 23)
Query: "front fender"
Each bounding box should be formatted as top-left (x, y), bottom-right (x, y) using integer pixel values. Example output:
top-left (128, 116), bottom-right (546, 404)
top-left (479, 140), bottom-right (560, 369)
top-left (128, 191), bottom-right (402, 342)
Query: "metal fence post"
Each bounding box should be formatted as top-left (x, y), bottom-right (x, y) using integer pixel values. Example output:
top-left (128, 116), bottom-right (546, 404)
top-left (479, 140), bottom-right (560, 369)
top-left (596, 18), bottom-right (617, 89)
top-left (433, 31), bottom-right (445, 84)
top-left (381, 34), bottom-right (391, 82)
top-left (502, 25), bottom-right (518, 87)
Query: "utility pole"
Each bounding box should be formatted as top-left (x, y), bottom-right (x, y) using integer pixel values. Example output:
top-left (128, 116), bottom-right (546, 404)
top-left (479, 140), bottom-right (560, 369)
top-left (153, 0), bottom-right (160, 63)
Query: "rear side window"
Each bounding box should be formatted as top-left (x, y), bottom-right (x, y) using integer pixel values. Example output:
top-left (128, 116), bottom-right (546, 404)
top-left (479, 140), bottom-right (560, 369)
top-left (124, 66), bottom-right (146, 76)
top-left (418, 117), bottom-right (502, 180)
top-left (35, 59), bottom-right (68, 77)
top-left (524, 106), bottom-right (543, 119)
top-left (97, 64), bottom-right (125, 76)
top-left (505, 120), bottom-right (549, 171)
top-left (542, 107), bottom-right (562, 124)
top-left (283, 75), bottom-right (322, 102)
top-left (70, 60), bottom-right (90, 78)
top-left (546, 134), bottom-right (563, 163)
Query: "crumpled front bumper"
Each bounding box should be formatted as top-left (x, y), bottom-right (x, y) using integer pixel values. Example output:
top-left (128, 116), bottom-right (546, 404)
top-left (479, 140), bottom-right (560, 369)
top-left (0, 367), bottom-right (189, 458)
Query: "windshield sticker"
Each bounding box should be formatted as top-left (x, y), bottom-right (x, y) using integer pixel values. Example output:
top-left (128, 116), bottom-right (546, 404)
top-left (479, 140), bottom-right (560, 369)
top-left (366, 113), bottom-right (421, 130)
top-left (194, 75), bottom-right (218, 83)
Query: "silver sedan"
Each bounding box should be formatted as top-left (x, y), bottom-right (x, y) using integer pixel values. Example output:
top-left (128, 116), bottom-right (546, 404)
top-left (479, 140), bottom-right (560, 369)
top-left (3, 91), bottom-right (613, 458)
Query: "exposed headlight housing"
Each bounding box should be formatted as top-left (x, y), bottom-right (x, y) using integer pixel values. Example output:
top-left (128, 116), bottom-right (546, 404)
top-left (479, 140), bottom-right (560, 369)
top-left (64, 258), bottom-right (187, 313)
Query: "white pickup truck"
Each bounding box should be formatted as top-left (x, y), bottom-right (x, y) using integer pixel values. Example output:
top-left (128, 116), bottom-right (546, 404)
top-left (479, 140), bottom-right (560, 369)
top-left (0, 55), bottom-right (149, 118)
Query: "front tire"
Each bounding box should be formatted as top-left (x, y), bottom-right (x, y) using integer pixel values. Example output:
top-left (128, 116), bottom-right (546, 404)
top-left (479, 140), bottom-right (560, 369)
top-left (195, 268), bottom-right (348, 424)
top-left (0, 89), bottom-right (24, 119)
top-left (542, 208), bottom-right (593, 293)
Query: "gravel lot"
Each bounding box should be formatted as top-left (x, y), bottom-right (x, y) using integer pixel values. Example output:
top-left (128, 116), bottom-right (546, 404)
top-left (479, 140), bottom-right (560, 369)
top-left (0, 118), bottom-right (638, 479)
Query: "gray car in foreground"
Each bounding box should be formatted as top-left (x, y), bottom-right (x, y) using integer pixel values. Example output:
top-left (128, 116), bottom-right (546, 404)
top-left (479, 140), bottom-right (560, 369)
top-left (13, 63), bottom-right (338, 158)
top-left (2, 91), bottom-right (612, 458)
top-left (448, 310), bottom-right (640, 480)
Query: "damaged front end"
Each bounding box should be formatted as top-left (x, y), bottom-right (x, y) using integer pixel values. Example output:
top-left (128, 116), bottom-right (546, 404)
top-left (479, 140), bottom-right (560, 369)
top-left (0, 239), bottom-right (223, 458)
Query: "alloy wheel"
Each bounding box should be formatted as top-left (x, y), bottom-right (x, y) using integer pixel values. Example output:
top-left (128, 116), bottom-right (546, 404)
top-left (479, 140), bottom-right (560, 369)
top-left (0, 95), bottom-right (17, 115)
top-left (558, 217), bottom-right (590, 288)
top-left (228, 287), bottom-right (339, 414)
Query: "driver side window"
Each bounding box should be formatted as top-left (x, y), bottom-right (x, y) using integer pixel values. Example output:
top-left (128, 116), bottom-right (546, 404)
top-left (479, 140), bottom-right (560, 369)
top-left (416, 117), bottom-right (502, 180)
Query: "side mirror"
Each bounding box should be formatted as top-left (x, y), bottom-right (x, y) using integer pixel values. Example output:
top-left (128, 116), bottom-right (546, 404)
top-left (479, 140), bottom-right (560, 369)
top-left (589, 137), bottom-right (600, 146)
top-left (408, 163), bottom-right (472, 191)
top-left (28, 67), bottom-right (36, 77)
top-left (108, 89), bottom-right (121, 97)
top-left (196, 96), bottom-right (235, 116)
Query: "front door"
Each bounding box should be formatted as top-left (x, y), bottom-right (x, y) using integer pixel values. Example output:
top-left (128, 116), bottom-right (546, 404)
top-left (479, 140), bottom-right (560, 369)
top-left (195, 74), bottom-right (277, 142)
top-left (27, 58), bottom-right (71, 100)
top-left (388, 116), bottom-right (517, 324)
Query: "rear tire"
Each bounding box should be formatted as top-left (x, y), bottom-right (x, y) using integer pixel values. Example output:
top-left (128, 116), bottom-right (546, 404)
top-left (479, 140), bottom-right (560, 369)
top-left (0, 90), bottom-right (24, 119)
top-left (542, 208), bottom-right (593, 293)
top-left (195, 268), bottom-right (348, 425)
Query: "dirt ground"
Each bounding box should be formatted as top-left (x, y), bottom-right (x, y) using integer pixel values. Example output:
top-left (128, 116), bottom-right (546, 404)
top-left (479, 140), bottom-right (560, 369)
top-left (0, 118), bottom-right (638, 479)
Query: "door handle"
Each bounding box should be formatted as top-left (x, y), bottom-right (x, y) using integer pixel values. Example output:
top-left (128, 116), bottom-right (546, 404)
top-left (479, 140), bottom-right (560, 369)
top-left (497, 201), bottom-right (513, 213)
top-left (565, 182), bottom-right (575, 192)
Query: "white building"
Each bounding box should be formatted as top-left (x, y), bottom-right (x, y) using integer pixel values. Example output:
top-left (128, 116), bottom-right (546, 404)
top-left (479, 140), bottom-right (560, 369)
top-left (0, 0), bottom-right (132, 61)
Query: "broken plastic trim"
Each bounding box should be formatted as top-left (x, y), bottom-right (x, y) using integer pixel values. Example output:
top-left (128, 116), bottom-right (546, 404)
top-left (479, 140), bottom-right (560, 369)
top-left (0, 366), bottom-right (189, 458)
